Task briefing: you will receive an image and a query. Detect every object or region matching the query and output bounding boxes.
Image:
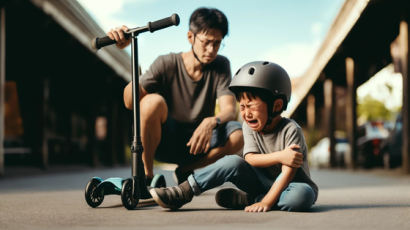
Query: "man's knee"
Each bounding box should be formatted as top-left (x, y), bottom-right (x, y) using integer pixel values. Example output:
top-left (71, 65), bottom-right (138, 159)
top-left (227, 129), bottom-right (244, 152)
top-left (140, 94), bottom-right (168, 123)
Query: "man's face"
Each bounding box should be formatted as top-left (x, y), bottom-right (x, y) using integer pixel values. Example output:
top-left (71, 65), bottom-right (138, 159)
top-left (239, 93), bottom-right (269, 132)
top-left (189, 29), bottom-right (223, 64)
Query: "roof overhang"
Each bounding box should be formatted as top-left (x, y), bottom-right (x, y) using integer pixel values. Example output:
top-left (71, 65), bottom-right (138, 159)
top-left (283, 0), bottom-right (370, 117)
top-left (30, 0), bottom-right (131, 81)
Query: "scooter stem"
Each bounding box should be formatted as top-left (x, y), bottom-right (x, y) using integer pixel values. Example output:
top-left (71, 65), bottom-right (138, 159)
top-left (130, 33), bottom-right (147, 198)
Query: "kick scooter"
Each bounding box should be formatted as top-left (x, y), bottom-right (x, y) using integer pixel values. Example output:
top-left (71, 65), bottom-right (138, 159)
top-left (84, 14), bottom-right (180, 210)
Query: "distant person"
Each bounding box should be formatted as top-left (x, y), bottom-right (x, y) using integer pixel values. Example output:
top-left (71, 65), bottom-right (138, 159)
top-left (150, 61), bottom-right (318, 212)
top-left (107, 7), bottom-right (243, 184)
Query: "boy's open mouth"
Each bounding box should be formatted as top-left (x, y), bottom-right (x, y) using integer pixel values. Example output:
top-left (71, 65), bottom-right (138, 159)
top-left (247, 119), bottom-right (258, 125)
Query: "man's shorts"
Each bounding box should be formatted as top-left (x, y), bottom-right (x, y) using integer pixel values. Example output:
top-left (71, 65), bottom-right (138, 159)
top-left (155, 116), bottom-right (242, 166)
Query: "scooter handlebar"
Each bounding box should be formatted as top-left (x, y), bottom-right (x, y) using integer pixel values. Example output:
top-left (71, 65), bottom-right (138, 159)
top-left (91, 13), bottom-right (180, 50)
top-left (148, 13), bottom-right (180, 32)
top-left (91, 36), bottom-right (120, 50)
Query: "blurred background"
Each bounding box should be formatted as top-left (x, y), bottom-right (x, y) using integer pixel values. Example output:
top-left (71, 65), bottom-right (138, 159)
top-left (0, 0), bottom-right (409, 176)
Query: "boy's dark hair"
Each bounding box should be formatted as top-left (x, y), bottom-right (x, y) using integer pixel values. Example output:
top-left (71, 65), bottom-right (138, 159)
top-left (234, 87), bottom-right (271, 104)
top-left (189, 7), bottom-right (228, 37)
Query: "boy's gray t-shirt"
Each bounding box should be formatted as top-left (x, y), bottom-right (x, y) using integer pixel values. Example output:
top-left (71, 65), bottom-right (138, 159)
top-left (140, 52), bottom-right (233, 125)
top-left (242, 118), bottom-right (318, 198)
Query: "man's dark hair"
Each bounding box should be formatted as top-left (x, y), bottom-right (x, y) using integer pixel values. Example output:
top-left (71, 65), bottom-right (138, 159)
top-left (189, 7), bottom-right (229, 37)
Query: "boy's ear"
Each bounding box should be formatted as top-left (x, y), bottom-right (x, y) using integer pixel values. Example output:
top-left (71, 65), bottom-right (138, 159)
top-left (273, 98), bottom-right (284, 112)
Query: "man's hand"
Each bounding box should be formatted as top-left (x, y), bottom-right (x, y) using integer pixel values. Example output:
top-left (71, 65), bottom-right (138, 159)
top-left (186, 117), bottom-right (216, 155)
top-left (244, 201), bottom-right (271, 212)
top-left (279, 144), bottom-right (303, 168)
top-left (107, 25), bottom-right (131, 49)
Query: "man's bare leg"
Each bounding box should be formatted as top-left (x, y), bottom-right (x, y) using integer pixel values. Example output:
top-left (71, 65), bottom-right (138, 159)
top-left (178, 129), bottom-right (244, 174)
top-left (139, 94), bottom-right (168, 178)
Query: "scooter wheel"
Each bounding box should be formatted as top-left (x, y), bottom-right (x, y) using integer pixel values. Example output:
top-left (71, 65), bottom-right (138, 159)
top-left (85, 178), bottom-right (104, 208)
top-left (121, 179), bottom-right (139, 210)
top-left (151, 174), bottom-right (166, 188)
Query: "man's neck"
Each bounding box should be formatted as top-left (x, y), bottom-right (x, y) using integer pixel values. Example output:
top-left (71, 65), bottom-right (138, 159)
top-left (182, 50), bottom-right (204, 81)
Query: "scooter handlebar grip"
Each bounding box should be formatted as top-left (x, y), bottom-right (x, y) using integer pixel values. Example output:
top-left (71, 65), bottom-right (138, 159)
top-left (148, 13), bottom-right (180, 33)
top-left (91, 36), bottom-right (116, 50)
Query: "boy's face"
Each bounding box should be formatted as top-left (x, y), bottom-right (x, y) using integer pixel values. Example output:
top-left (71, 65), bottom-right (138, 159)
top-left (239, 93), bottom-right (268, 132)
top-left (188, 29), bottom-right (223, 64)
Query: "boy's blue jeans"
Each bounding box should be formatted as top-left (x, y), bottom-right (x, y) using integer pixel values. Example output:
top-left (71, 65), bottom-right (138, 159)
top-left (187, 155), bottom-right (316, 211)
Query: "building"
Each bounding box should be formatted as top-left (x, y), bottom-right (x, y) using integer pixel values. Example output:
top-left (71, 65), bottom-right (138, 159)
top-left (0, 0), bottom-right (133, 175)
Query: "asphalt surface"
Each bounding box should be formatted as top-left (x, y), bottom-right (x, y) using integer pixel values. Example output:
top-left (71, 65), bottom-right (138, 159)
top-left (0, 165), bottom-right (410, 230)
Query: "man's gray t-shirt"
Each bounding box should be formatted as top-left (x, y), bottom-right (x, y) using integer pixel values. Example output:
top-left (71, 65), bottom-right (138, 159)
top-left (140, 52), bottom-right (233, 125)
top-left (242, 118), bottom-right (318, 199)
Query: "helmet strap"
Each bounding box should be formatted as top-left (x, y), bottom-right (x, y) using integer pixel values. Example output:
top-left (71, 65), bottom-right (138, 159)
top-left (263, 99), bottom-right (282, 131)
top-left (263, 110), bottom-right (282, 132)
top-left (191, 37), bottom-right (205, 67)
top-left (270, 110), bottom-right (282, 119)
top-left (263, 101), bottom-right (273, 130)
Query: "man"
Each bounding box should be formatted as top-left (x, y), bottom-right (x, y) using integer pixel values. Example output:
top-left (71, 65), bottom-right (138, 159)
top-left (108, 7), bottom-right (243, 184)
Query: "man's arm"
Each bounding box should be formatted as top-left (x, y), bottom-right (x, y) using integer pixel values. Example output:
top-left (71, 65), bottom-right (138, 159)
top-left (108, 25), bottom-right (147, 110)
top-left (244, 144), bottom-right (303, 168)
top-left (123, 83), bottom-right (148, 110)
top-left (245, 165), bottom-right (296, 212)
top-left (186, 94), bottom-right (236, 154)
top-left (214, 94), bottom-right (236, 124)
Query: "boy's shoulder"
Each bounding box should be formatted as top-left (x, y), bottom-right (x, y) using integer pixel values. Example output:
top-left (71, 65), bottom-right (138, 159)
top-left (276, 117), bottom-right (301, 133)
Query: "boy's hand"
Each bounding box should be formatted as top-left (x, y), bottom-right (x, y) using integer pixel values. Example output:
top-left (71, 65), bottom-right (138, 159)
top-left (244, 202), bottom-right (271, 212)
top-left (279, 144), bottom-right (303, 168)
top-left (107, 25), bottom-right (131, 49)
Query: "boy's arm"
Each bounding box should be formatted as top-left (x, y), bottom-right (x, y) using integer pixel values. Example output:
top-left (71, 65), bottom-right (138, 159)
top-left (244, 144), bottom-right (303, 168)
top-left (244, 165), bottom-right (296, 212)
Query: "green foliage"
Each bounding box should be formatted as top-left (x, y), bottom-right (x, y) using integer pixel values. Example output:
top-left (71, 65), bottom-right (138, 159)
top-left (357, 95), bottom-right (395, 122)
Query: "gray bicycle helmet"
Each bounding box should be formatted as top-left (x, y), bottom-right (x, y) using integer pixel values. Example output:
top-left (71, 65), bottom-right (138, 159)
top-left (229, 61), bottom-right (291, 110)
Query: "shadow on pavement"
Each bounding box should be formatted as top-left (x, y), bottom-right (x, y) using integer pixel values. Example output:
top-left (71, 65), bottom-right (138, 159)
top-left (96, 204), bottom-right (124, 209)
top-left (166, 208), bottom-right (228, 212)
top-left (311, 203), bottom-right (410, 212)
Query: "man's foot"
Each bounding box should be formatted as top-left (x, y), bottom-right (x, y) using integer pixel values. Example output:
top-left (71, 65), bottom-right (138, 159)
top-left (145, 176), bottom-right (153, 187)
top-left (173, 166), bottom-right (193, 185)
top-left (142, 177), bottom-right (153, 199)
top-left (149, 181), bottom-right (193, 210)
top-left (215, 188), bottom-right (251, 210)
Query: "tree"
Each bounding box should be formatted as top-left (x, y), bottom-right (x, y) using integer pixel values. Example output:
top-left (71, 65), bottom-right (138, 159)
top-left (357, 95), bottom-right (394, 122)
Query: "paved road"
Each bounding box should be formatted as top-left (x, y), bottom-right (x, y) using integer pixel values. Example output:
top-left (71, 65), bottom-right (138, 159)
top-left (1, 166), bottom-right (410, 230)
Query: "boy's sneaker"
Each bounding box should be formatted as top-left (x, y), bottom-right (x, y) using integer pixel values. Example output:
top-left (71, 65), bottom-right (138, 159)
top-left (149, 181), bottom-right (193, 210)
top-left (215, 188), bottom-right (251, 210)
top-left (173, 166), bottom-right (193, 185)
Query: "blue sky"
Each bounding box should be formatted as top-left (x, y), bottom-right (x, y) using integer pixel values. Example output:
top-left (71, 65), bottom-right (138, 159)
top-left (78, 0), bottom-right (344, 77)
